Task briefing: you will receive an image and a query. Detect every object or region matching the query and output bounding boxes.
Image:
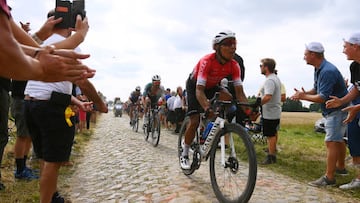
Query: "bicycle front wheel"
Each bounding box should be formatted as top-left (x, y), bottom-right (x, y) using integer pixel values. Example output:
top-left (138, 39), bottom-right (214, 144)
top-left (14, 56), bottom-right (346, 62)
top-left (132, 112), bottom-right (139, 132)
top-left (135, 116), bottom-right (139, 132)
top-left (143, 118), bottom-right (149, 141)
top-left (151, 114), bottom-right (161, 147)
top-left (209, 123), bottom-right (257, 203)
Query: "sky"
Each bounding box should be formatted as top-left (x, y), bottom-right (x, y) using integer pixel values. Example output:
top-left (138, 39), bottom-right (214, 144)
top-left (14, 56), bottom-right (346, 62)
top-left (8, 0), bottom-right (360, 105)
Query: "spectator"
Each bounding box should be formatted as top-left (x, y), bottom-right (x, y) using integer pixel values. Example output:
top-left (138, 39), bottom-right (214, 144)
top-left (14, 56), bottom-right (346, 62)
top-left (0, 77), bottom-right (10, 190)
top-left (326, 32), bottom-right (360, 189)
top-left (291, 42), bottom-right (348, 187)
top-left (174, 86), bottom-right (186, 133)
top-left (0, 8), bottom-right (94, 189)
top-left (0, 1), bottom-right (95, 82)
top-left (23, 9), bottom-right (107, 203)
top-left (166, 91), bottom-right (176, 130)
top-left (258, 58), bottom-right (282, 164)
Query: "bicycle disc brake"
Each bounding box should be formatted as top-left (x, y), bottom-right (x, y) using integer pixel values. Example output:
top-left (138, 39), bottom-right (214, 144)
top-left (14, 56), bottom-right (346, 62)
top-left (226, 157), bottom-right (239, 174)
top-left (192, 148), bottom-right (201, 170)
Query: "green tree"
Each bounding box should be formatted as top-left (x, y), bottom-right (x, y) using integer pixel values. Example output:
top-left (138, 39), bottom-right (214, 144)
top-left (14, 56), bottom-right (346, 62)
top-left (282, 98), bottom-right (309, 112)
top-left (309, 103), bottom-right (321, 112)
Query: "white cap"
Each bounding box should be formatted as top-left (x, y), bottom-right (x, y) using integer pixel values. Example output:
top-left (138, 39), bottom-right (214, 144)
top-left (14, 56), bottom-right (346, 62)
top-left (344, 32), bottom-right (360, 45)
top-left (305, 42), bottom-right (324, 53)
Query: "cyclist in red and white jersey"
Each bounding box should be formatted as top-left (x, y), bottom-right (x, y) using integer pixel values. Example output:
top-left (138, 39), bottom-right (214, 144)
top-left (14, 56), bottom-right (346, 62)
top-left (180, 30), bottom-right (249, 169)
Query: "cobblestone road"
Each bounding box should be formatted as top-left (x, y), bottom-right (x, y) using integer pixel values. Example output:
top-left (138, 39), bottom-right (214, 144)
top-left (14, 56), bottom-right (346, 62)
top-left (67, 113), bottom-right (358, 203)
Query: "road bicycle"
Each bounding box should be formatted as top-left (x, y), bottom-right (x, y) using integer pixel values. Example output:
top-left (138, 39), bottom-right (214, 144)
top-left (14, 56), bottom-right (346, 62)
top-left (143, 104), bottom-right (161, 147)
top-left (130, 104), bottom-right (140, 132)
top-left (177, 93), bottom-right (260, 203)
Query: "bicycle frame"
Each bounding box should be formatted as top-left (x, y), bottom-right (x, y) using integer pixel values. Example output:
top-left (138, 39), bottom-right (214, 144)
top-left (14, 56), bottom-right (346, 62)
top-left (199, 117), bottom-right (225, 161)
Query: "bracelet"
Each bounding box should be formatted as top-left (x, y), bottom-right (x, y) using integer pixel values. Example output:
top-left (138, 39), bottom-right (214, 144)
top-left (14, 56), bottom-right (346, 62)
top-left (31, 33), bottom-right (43, 45)
top-left (33, 44), bottom-right (55, 58)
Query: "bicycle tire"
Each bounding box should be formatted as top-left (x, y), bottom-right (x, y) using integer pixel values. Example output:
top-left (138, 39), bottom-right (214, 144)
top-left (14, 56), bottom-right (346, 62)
top-left (209, 123), bottom-right (257, 203)
top-left (132, 111), bottom-right (139, 132)
top-left (151, 113), bottom-right (161, 147)
top-left (135, 116), bottom-right (139, 132)
top-left (143, 113), bottom-right (150, 141)
top-left (177, 117), bottom-right (200, 175)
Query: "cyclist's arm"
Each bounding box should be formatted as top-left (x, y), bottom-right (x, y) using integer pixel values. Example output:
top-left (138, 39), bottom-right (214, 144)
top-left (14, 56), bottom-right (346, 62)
top-left (234, 85), bottom-right (248, 112)
top-left (196, 84), bottom-right (210, 111)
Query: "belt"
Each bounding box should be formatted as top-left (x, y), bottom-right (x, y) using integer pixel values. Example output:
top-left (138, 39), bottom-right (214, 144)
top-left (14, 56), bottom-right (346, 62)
top-left (24, 95), bottom-right (48, 101)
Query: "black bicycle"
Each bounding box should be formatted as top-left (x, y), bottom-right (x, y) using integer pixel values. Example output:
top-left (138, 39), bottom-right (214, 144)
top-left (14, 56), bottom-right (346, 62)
top-left (143, 105), bottom-right (161, 147)
top-left (178, 94), bottom-right (260, 203)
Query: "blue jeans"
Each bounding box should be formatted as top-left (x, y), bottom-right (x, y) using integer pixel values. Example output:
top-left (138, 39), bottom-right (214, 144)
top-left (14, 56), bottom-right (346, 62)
top-left (347, 118), bottom-right (360, 156)
top-left (324, 110), bottom-right (347, 142)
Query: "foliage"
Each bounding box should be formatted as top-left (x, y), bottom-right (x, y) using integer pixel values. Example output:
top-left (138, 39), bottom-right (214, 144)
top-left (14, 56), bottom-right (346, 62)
top-left (309, 102), bottom-right (322, 112)
top-left (248, 95), bottom-right (321, 112)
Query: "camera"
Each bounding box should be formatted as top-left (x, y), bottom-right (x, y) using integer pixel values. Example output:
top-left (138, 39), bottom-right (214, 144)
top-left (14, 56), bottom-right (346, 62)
top-left (54, 0), bottom-right (86, 29)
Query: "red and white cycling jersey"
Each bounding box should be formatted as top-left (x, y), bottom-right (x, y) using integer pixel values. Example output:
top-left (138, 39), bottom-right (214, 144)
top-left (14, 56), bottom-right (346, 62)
top-left (191, 53), bottom-right (242, 89)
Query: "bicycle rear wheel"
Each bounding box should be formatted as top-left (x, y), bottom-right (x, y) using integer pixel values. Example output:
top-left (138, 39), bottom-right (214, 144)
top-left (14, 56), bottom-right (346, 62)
top-left (177, 117), bottom-right (200, 175)
top-left (209, 123), bottom-right (257, 203)
top-left (151, 114), bottom-right (161, 147)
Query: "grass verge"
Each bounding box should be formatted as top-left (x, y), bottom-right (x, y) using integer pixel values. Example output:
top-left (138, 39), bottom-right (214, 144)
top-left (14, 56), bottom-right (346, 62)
top-left (254, 122), bottom-right (360, 200)
top-left (0, 127), bottom-right (93, 203)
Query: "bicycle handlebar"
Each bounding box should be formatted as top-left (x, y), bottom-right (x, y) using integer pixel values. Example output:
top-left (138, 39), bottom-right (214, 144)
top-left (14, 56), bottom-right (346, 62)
top-left (204, 92), bottom-right (261, 119)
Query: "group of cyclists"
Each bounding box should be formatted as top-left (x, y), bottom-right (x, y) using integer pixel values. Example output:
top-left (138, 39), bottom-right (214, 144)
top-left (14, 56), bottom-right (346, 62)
top-left (121, 30), bottom-right (260, 202)
top-left (126, 75), bottom-right (165, 130)
top-left (124, 30), bottom-right (253, 170)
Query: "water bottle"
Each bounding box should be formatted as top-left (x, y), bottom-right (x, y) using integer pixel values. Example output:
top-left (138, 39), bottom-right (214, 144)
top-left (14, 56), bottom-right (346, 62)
top-left (202, 122), bottom-right (214, 140)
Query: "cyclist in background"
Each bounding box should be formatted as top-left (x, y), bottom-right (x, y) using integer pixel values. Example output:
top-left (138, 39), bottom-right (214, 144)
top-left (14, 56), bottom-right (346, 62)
top-left (142, 75), bottom-right (164, 126)
top-left (180, 30), bottom-right (249, 170)
top-left (129, 86), bottom-right (142, 125)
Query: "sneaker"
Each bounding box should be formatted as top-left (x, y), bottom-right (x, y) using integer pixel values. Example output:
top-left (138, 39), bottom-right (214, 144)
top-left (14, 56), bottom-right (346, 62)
top-left (52, 191), bottom-right (65, 203)
top-left (14, 168), bottom-right (39, 180)
top-left (335, 168), bottom-right (349, 176)
top-left (308, 176), bottom-right (336, 187)
top-left (180, 155), bottom-right (191, 170)
top-left (339, 178), bottom-right (360, 190)
top-left (335, 168), bottom-right (348, 176)
top-left (24, 166), bottom-right (40, 175)
top-left (261, 154), bottom-right (276, 165)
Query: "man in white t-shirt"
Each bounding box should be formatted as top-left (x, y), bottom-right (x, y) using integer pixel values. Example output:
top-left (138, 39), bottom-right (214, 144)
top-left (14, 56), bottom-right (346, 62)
top-left (258, 58), bottom-right (281, 165)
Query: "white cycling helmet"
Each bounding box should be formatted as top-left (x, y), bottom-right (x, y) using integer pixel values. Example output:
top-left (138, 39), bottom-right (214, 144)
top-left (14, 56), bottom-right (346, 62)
top-left (152, 74), bottom-right (161, 81)
top-left (135, 86), bottom-right (141, 91)
top-left (212, 30), bottom-right (236, 45)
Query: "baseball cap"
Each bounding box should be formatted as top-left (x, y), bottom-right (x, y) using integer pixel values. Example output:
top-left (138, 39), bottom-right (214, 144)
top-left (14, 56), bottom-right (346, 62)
top-left (305, 42), bottom-right (324, 53)
top-left (344, 32), bottom-right (360, 45)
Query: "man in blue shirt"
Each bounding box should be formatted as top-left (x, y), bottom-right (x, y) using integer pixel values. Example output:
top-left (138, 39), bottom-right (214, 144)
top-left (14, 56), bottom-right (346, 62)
top-left (291, 42), bottom-right (348, 187)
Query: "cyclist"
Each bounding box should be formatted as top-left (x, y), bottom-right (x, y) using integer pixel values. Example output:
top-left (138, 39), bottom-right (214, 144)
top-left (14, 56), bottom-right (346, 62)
top-left (180, 30), bottom-right (249, 170)
top-left (128, 86), bottom-right (142, 125)
top-left (142, 75), bottom-right (164, 126)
